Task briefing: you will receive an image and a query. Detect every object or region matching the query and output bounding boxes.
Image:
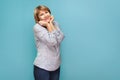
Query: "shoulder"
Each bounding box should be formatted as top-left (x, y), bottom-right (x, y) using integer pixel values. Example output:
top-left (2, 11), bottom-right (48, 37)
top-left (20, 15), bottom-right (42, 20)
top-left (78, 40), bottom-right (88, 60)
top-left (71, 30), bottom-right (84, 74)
top-left (33, 23), bottom-right (45, 32)
top-left (33, 23), bottom-right (41, 29)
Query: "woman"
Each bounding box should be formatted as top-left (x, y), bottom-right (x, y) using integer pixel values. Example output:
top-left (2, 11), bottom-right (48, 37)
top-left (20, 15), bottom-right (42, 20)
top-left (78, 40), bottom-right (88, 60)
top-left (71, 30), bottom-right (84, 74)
top-left (33, 5), bottom-right (64, 80)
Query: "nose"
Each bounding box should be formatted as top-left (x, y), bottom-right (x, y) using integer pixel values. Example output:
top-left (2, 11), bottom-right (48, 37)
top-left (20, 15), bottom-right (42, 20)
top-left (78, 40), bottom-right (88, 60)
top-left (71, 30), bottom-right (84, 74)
top-left (44, 13), bottom-right (48, 18)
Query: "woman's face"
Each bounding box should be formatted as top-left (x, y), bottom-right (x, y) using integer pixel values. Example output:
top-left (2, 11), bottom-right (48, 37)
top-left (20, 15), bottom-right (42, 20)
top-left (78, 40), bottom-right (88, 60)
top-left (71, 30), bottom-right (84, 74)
top-left (38, 10), bottom-right (51, 23)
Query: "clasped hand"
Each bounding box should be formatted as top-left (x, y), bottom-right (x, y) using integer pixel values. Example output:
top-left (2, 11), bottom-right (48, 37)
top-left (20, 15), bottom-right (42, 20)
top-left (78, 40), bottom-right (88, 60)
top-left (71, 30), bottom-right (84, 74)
top-left (39, 15), bottom-right (54, 27)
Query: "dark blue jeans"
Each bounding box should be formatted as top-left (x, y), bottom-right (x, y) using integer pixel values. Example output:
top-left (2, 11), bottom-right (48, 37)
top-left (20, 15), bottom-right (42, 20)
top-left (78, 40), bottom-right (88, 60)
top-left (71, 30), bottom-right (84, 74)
top-left (34, 65), bottom-right (60, 80)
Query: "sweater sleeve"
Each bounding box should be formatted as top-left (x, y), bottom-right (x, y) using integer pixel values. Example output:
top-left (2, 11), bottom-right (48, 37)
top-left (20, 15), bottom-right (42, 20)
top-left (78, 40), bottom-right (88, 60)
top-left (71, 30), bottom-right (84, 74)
top-left (53, 21), bottom-right (65, 44)
top-left (33, 24), bottom-right (58, 47)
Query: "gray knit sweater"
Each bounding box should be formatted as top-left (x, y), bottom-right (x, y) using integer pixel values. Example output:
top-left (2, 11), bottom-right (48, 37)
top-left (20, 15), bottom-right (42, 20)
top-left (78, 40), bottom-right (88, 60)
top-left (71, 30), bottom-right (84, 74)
top-left (33, 21), bottom-right (64, 71)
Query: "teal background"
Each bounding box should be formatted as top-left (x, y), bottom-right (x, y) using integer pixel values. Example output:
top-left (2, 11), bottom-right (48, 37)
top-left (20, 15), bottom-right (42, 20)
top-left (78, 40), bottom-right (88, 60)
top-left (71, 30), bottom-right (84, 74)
top-left (0, 0), bottom-right (120, 80)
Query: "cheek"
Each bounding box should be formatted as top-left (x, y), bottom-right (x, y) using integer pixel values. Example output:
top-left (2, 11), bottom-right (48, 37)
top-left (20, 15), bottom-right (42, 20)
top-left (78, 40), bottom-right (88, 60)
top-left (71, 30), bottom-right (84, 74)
top-left (39, 16), bottom-right (44, 20)
top-left (46, 13), bottom-right (51, 17)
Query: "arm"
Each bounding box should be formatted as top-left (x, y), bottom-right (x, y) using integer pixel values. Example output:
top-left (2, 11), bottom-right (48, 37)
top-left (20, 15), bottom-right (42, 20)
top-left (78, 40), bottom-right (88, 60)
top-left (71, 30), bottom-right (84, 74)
top-left (52, 21), bottom-right (65, 44)
top-left (33, 24), bottom-right (58, 47)
top-left (38, 16), bottom-right (64, 44)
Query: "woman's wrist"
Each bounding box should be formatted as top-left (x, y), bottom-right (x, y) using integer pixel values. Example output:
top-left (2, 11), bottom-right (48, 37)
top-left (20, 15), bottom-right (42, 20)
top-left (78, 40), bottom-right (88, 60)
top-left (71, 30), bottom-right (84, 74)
top-left (47, 26), bottom-right (52, 32)
top-left (50, 22), bottom-right (56, 30)
top-left (46, 21), bottom-right (57, 32)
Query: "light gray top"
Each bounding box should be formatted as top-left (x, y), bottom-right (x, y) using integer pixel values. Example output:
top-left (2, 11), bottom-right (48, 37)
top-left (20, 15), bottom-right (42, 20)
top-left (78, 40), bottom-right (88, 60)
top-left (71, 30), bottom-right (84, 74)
top-left (33, 21), bottom-right (64, 71)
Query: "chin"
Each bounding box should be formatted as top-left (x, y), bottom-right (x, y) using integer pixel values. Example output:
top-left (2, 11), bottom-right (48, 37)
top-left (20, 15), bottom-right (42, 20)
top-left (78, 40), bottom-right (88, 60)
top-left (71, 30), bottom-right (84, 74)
top-left (46, 20), bottom-right (50, 23)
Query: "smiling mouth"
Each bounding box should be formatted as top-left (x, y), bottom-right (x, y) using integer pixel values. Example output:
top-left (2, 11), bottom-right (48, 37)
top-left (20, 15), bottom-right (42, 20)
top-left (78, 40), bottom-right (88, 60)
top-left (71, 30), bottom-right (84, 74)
top-left (44, 17), bottom-right (50, 21)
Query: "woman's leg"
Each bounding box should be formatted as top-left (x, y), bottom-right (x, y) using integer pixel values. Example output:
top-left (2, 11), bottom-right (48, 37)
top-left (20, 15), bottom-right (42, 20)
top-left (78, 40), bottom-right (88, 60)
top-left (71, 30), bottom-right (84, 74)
top-left (34, 65), bottom-right (49, 80)
top-left (49, 67), bottom-right (60, 80)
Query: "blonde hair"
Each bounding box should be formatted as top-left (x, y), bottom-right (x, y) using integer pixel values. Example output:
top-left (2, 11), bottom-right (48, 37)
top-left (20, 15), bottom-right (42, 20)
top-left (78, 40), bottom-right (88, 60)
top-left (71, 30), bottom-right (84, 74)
top-left (34, 5), bottom-right (51, 23)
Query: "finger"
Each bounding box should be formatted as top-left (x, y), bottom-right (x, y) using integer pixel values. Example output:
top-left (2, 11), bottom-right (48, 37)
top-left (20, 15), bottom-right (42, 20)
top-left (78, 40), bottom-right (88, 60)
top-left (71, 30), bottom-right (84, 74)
top-left (51, 15), bottom-right (54, 20)
top-left (50, 16), bottom-right (54, 21)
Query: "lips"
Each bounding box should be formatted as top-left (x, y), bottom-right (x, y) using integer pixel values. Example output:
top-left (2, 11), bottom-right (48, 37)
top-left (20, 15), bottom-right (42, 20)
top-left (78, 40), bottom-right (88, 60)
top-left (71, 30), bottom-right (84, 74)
top-left (45, 17), bottom-right (50, 20)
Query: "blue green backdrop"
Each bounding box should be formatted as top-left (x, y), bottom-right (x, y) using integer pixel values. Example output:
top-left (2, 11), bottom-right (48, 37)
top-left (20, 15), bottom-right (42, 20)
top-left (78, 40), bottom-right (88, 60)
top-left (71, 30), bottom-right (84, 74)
top-left (0, 0), bottom-right (120, 80)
